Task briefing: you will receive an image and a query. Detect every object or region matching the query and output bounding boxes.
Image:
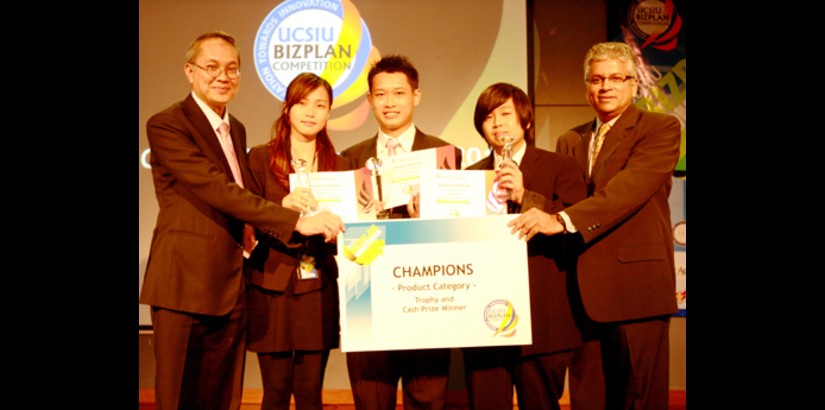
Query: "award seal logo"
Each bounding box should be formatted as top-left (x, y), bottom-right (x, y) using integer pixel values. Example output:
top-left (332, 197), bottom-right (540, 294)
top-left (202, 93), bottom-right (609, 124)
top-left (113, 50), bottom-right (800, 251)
top-left (626, 0), bottom-right (683, 51)
top-left (483, 299), bottom-right (519, 337)
top-left (254, 0), bottom-right (374, 104)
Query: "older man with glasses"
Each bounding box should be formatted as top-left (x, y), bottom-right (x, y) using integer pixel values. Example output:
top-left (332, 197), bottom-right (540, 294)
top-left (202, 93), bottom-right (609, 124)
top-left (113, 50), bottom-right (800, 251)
top-left (508, 41), bottom-right (681, 410)
top-left (140, 31), bottom-right (345, 410)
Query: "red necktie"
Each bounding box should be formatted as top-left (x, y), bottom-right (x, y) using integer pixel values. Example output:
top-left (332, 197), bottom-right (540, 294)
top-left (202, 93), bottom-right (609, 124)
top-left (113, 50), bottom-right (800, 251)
top-left (217, 122), bottom-right (244, 188)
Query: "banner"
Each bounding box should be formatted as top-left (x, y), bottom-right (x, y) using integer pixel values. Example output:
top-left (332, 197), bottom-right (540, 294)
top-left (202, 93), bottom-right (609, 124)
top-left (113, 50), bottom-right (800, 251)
top-left (613, 0), bottom-right (686, 314)
top-left (612, 0), bottom-right (686, 175)
top-left (336, 216), bottom-right (532, 352)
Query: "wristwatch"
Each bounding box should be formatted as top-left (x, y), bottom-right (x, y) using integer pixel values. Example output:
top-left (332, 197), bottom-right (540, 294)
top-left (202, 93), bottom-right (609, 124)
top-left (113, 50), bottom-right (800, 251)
top-left (554, 214), bottom-right (568, 234)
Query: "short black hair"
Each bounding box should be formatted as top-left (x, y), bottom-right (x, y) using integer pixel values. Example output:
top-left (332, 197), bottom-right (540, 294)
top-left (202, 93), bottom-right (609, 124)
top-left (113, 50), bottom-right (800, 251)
top-left (367, 54), bottom-right (419, 92)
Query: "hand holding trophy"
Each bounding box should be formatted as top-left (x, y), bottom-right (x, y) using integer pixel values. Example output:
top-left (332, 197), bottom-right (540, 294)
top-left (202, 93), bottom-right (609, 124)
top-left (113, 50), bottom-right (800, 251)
top-left (291, 158), bottom-right (320, 216)
top-left (367, 156), bottom-right (391, 219)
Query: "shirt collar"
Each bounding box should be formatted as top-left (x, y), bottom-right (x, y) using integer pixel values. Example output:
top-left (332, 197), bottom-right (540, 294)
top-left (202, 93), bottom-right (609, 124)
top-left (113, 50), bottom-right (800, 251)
top-left (377, 124), bottom-right (416, 158)
top-left (594, 115), bottom-right (621, 136)
top-left (192, 91), bottom-right (230, 134)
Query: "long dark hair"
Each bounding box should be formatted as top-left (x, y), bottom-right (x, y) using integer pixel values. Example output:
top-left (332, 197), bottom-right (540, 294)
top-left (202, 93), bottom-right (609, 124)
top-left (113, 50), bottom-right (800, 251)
top-left (267, 72), bottom-right (337, 189)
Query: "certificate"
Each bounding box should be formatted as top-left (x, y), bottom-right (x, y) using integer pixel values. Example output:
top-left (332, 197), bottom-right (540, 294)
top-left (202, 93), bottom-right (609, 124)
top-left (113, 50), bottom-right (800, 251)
top-left (379, 145), bottom-right (458, 209)
top-left (336, 215), bottom-right (532, 352)
top-left (290, 169), bottom-right (373, 223)
top-left (419, 169), bottom-right (505, 219)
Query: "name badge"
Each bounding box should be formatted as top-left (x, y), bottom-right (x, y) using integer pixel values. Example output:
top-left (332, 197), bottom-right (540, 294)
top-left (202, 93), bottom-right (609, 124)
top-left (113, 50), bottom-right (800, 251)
top-left (298, 254), bottom-right (319, 280)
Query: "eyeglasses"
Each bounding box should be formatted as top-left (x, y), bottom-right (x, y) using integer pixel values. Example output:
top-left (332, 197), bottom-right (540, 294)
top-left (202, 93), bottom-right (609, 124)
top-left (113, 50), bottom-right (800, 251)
top-left (190, 62), bottom-right (240, 79)
top-left (586, 75), bottom-right (635, 86)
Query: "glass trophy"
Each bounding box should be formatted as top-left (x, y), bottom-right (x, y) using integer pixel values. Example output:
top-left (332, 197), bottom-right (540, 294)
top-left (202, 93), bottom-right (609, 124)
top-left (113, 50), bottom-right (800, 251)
top-left (291, 158), bottom-right (321, 280)
top-left (366, 156), bottom-right (390, 219)
top-left (494, 135), bottom-right (515, 209)
top-left (291, 158), bottom-right (320, 217)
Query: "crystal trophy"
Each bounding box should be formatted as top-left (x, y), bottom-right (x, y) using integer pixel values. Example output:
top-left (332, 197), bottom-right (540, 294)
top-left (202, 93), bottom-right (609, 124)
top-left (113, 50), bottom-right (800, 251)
top-left (291, 158), bottom-right (320, 217)
top-left (291, 157), bottom-right (321, 280)
top-left (495, 135), bottom-right (515, 207)
top-left (366, 157), bottom-right (390, 219)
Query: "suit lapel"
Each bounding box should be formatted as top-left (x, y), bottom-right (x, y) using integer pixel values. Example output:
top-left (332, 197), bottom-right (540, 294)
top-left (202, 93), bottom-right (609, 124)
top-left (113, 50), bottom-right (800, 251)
top-left (182, 95), bottom-right (235, 177)
top-left (519, 146), bottom-right (539, 187)
top-left (592, 106), bottom-right (639, 176)
top-left (362, 135), bottom-right (379, 165)
top-left (411, 128), bottom-right (428, 151)
top-left (578, 121), bottom-right (595, 175)
top-left (479, 154), bottom-right (495, 170)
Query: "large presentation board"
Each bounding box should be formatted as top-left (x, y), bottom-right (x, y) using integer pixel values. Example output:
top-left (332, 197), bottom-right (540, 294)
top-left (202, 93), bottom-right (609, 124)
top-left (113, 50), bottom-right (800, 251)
top-left (138, 0), bottom-right (528, 326)
top-left (337, 216), bottom-right (532, 352)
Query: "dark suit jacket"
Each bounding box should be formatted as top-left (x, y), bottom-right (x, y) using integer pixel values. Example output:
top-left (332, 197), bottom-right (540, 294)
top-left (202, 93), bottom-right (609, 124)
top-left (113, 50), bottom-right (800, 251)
top-left (244, 145), bottom-right (352, 352)
top-left (466, 146), bottom-right (586, 355)
top-left (244, 146), bottom-right (353, 294)
top-left (140, 93), bottom-right (301, 317)
top-left (340, 128), bottom-right (462, 218)
top-left (556, 104), bottom-right (680, 323)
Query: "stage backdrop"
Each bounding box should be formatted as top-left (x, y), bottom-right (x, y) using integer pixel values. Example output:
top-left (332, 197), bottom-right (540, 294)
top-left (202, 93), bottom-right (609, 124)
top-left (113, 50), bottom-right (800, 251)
top-left (609, 0), bottom-right (686, 174)
top-left (610, 0), bottom-right (686, 314)
top-left (138, 0), bottom-right (529, 326)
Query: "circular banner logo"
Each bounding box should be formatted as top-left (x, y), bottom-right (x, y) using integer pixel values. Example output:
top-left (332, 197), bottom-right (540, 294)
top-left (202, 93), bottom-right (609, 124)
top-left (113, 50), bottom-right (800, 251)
top-left (254, 0), bottom-right (373, 102)
top-left (673, 220), bottom-right (685, 247)
top-left (626, 0), bottom-right (683, 51)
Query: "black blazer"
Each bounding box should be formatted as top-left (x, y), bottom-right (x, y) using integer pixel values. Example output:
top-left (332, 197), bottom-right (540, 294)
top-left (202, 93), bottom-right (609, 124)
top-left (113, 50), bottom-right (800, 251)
top-left (244, 145), bottom-right (353, 295)
top-left (141, 93), bottom-right (301, 316)
top-left (466, 145), bottom-right (586, 355)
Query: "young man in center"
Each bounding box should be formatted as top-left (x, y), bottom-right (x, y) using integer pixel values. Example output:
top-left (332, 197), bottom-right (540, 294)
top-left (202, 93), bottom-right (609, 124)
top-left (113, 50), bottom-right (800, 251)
top-left (340, 54), bottom-right (461, 410)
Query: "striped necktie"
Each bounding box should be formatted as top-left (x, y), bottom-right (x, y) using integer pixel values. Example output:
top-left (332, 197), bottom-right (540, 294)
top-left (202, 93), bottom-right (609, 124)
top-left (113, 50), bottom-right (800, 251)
top-left (590, 122), bottom-right (611, 174)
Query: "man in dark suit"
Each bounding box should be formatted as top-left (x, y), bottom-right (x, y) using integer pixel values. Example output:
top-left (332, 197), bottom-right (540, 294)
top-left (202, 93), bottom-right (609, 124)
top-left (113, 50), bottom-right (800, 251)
top-left (340, 55), bottom-right (461, 410)
top-left (508, 42), bottom-right (681, 410)
top-left (462, 83), bottom-right (586, 410)
top-left (140, 31), bottom-right (345, 410)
